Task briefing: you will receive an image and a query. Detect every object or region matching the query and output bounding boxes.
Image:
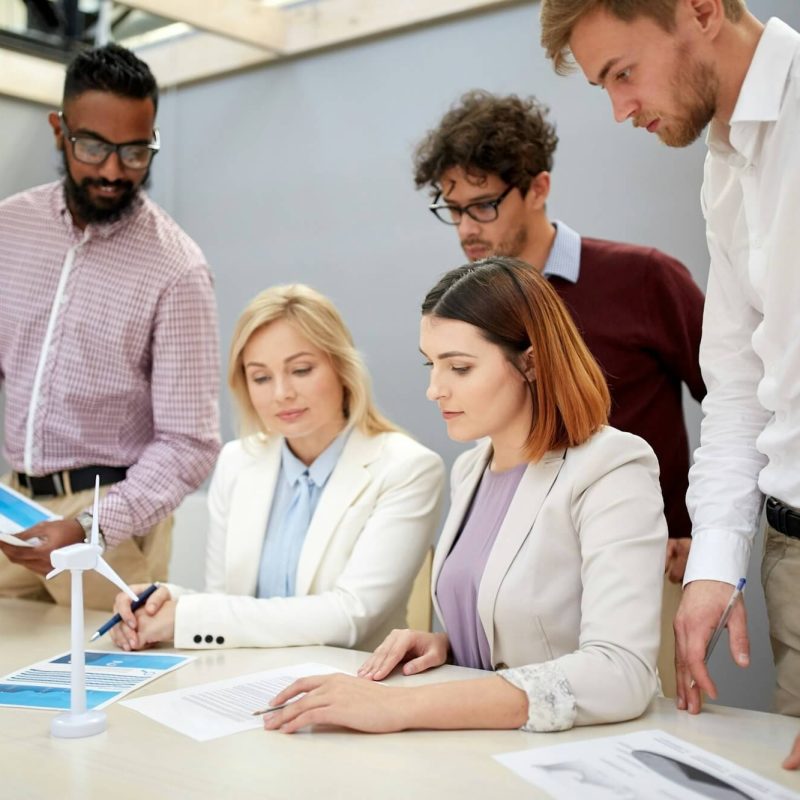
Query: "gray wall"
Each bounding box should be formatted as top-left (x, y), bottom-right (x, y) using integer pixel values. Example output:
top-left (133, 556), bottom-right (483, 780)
top-left (2, 0), bottom-right (799, 713)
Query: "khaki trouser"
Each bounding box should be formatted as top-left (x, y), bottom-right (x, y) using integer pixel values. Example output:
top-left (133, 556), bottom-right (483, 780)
top-left (657, 575), bottom-right (682, 698)
top-left (762, 523), bottom-right (800, 716)
top-left (0, 473), bottom-right (172, 611)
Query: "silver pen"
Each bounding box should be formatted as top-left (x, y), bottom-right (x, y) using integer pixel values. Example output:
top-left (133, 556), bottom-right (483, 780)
top-left (689, 577), bottom-right (746, 689)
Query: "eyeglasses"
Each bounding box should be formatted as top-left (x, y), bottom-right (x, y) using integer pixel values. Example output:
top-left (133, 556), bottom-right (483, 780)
top-left (58, 112), bottom-right (160, 170)
top-left (428, 185), bottom-right (515, 225)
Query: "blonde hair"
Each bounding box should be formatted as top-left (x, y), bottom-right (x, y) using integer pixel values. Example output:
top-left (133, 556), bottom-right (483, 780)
top-left (228, 284), bottom-right (397, 439)
top-left (422, 258), bottom-right (610, 462)
top-left (540, 0), bottom-right (746, 75)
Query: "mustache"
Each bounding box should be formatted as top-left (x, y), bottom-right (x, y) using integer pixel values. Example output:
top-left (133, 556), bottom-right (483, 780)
top-left (79, 177), bottom-right (134, 190)
top-left (461, 238), bottom-right (491, 248)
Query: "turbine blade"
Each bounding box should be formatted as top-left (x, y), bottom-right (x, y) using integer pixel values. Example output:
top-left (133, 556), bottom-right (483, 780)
top-left (46, 566), bottom-right (65, 581)
top-left (94, 557), bottom-right (137, 600)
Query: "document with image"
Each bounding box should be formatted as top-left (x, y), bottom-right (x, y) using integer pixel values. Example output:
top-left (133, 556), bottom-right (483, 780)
top-left (0, 483), bottom-right (59, 539)
top-left (121, 662), bottom-right (344, 741)
top-left (0, 650), bottom-right (193, 711)
top-left (495, 729), bottom-right (799, 800)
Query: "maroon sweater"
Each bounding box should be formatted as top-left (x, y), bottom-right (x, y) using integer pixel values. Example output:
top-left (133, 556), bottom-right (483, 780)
top-left (549, 237), bottom-right (706, 539)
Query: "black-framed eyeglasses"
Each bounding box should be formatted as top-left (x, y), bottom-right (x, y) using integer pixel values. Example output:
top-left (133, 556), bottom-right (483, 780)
top-left (428, 185), bottom-right (515, 225)
top-left (58, 112), bottom-right (160, 170)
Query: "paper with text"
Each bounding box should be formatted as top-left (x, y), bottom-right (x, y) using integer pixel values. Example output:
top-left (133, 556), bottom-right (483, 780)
top-left (121, 662), bottom-right (343, 740)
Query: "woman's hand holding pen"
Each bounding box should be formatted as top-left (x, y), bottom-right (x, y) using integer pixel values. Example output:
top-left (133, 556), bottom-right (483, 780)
top-left (110, 584), bottom-right (175, 650)
top-left (357, 629), bottom-right (449, 681)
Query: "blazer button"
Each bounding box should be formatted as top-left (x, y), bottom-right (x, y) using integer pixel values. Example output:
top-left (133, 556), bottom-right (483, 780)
top-left (193, 634), bottom-right (202, 644)
top-left (494, 662), bottom-right (509, 671)
top-left (204, 634), bottom-right (213, 643)
top-left (216, 636), bottom-right (224, 645)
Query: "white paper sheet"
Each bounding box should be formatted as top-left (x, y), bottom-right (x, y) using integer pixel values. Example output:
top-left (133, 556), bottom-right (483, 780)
top-left (495, 729), bottom-right (799, 800)
top-left (121, 662), bottom-right (343, 741)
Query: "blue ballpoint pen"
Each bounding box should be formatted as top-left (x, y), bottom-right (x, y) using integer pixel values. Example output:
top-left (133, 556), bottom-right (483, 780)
top-left (89, 583), bottom-right (159, 641)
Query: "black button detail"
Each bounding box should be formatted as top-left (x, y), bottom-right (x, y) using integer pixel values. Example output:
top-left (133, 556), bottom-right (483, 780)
top-left (193, 635), bottom-right (202, 644)
top-left (216, 636), bottom-right (225, 645)
top-left (204, 634), bottom-right (213, 643)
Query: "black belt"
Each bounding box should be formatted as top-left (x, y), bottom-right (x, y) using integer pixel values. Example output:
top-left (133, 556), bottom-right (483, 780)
top-left (15, 466), bottom-right (128, 498)
top-left (766, 496), bottom-right (800, 540)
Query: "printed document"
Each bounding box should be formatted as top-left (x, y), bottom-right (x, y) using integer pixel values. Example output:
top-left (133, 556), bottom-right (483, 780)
top-left (121, 662), bottom-right (343, 740)
top-left (0, 483), bottom-right (59, 537)
top-left (0, 650), bottom-right (193, 711)
top-left (495, 729), bottom-right (799, 799)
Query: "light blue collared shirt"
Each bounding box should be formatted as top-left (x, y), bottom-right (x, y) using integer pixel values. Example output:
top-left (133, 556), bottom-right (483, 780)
top-left (543, 220), bottom-right (582, 284)
top-left (256, 429), bottom-right (350, 598)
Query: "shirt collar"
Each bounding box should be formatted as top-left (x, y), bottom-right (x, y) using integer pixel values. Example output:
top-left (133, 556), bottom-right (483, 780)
top-left (543, 220), bottom-right (581, 284)
top-left (709, 17), bottom-right (799, 160)
top-left (281, 427), bottom-right (351, 489)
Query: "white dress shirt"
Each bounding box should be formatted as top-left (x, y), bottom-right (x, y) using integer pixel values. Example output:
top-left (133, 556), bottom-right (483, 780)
top-left (685, 18), bottom-right (800, 586)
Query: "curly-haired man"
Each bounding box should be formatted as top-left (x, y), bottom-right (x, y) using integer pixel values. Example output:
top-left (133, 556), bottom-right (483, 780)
top-left (415, 90), bottom-right (706, 696)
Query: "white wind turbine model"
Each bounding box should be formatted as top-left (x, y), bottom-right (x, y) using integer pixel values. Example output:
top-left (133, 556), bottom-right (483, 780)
top-left (46, 476), bottom-right (137, 738)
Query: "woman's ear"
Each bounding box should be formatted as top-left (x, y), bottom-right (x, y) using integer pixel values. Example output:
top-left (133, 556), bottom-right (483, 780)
top-left (522, 347), bottom-right (536, 382)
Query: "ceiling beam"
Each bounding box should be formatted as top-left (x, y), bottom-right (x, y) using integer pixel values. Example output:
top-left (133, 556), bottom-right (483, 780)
top-left (120, 0), bottom-right (286, 52)
top-left (0, 47), bottom-right (63, 106)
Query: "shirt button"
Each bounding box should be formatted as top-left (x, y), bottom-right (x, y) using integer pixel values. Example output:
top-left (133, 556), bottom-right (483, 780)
top-left (204, 634), bottom-right (213, 643)
top-left (193, 634), bottom-right (202, 644)
top-left (216, 636), bottom-right (225, 645)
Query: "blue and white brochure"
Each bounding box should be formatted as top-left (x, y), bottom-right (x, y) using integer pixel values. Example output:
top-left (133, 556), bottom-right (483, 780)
top-left (0, 483), bottom-right (60, 542)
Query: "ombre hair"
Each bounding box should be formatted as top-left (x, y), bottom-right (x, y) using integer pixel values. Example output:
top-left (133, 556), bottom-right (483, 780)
top-left (229, 284), bottom-right (397, 439)
top-left (540, 0), bottom-right (746, 75)
top-left (422, 257), bottom-right (609, 461)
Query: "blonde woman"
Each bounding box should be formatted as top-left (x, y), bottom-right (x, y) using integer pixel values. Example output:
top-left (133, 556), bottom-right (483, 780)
top-left (111, 285), bottom-right (444, 651)
top-left (264, 258), bottom-right (667, 734)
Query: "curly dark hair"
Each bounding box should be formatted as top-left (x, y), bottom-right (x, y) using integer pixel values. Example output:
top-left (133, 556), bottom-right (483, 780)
top-left (64, 43), bottom-right (158, 111)
top-left (413, 90), bottom-right (559, 196)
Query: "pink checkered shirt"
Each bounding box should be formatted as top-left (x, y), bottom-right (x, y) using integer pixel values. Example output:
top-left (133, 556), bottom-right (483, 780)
top-left (0, 181), bottom-right (221, 546)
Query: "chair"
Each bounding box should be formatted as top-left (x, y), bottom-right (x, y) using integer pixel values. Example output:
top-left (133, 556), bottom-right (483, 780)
top-left (405, 548), bottom-right (433, 632)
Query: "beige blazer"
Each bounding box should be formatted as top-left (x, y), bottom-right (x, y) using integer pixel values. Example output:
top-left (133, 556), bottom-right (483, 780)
top-left (432, 426), bottom-right (667, 727)
top-left (172, 428), bottom-right (444, 650)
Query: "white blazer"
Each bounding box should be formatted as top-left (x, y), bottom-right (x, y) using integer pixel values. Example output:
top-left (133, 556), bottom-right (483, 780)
top-left (432, 426), bottom-right (667, 730)
top-left (171, 428), bottom-right (444, 650)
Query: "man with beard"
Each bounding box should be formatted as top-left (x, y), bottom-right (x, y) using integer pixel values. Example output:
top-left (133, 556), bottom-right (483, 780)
top-left (414, 90), bottom-right (706, 697)
top-left (0, 44), bottom-right (220, 609)
top-left (540, 0), bottom-right (800, 768)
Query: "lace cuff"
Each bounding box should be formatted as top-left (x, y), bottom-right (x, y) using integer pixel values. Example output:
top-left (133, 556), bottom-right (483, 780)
top-left (499, 661), bottom-right (577, 732)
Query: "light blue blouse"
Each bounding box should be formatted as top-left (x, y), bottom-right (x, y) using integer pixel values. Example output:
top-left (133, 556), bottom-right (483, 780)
top-left (256, 429), bottom-right (350, 598)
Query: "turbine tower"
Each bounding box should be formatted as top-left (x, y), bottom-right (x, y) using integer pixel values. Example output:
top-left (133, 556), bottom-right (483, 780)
top-left (46, 476), bottom-right (137, 738)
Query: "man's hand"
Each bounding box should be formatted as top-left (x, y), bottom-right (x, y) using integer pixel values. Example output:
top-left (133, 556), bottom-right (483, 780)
top-left (784, 733), bottom-right (800, 770)
top-left (674, 579), bottom-right (749, 714)
top-left (665, 537), bottom-right (691, 584)
top-left (0, 519), bottom-right (84, 576)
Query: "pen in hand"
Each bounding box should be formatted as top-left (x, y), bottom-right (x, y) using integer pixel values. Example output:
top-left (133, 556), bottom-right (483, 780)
top-left (689, 578), bottom-right (746, 689)
top-left (89, 583), bottom-right (160, 642)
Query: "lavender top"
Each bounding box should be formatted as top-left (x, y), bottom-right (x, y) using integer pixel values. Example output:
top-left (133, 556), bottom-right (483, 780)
top-left (436, 461), bottom-right (527, 670)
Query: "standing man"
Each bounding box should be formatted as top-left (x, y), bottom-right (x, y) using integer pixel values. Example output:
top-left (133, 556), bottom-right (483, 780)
top-left (0, 44), bottom-right (220, 609)
top-left (414, 90), bottom-right (706, 695)
top-left (539, 0), bottom-right (800, 767)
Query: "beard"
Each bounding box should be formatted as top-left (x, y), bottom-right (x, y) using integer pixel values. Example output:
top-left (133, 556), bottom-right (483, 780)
top-left (60, 151), bottom-right (150, 225)
top-left (640, 50), bottom-right (718, 148)
top-left (461, 224), bottom-right (528, 261)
